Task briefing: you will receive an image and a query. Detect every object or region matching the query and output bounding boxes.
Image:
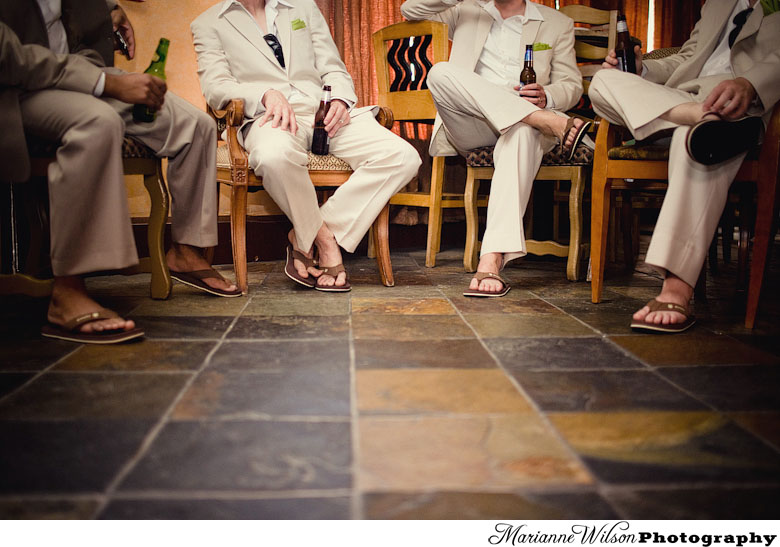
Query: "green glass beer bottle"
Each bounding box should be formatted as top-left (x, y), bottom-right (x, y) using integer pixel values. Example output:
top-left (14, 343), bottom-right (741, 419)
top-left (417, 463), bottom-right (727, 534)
top-left (132, 38), bottom-right (170, 123)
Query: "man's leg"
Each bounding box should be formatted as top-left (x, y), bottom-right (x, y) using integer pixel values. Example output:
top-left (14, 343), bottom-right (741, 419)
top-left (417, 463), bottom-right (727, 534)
top-left (242, 108), bottom-right (326, 282)
top-left (109, 88), bottom-right (236, 293)
top-left (20, 89), bottom-right (137, 333)
top-left (636, 126), bottom-right (745, 325)
top-left (321, 111), bottom-right (421, 286)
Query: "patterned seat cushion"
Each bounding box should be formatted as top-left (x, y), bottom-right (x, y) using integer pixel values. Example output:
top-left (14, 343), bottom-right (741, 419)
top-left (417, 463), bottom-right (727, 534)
top-left (607, 144), bottom-right (670, 161)
top-left (465, 141), bottom-right (593, 168)
top-left (216, 142), bottom-right (352, 172)
top-left (27, 136), bottom-right (157, 159)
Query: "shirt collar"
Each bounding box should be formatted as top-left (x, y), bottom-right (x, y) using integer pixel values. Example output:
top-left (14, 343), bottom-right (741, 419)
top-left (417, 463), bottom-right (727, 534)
top-left (482, 0), bottom-right (544, 24)
top-left (219, 0), bottom-right (294, 17)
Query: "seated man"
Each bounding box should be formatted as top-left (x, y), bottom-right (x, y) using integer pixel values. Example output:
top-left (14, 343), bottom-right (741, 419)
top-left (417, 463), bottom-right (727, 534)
top-left (589, 0), bottom-right (779, 333)
top-left (0, 0), bottom-right (241, 344)
top-left (191, 0), bottom-right (421, 292)
top-left (401, 0), bottom-right (590, 297)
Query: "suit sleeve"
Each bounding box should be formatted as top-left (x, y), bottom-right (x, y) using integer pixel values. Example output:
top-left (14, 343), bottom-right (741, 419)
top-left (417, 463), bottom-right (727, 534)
top-left (643, 12), bottom-right (700, 84)
top-left (308, 2), bottom-right (358, 106)
top-left (546, 17), bottom-right (583, 112)
top-left (400, 0), bottom-right (460, 39)
top-left (191, 15), bottom-right (273, 114)
top-left (0, 21), bottom-right (102, 93)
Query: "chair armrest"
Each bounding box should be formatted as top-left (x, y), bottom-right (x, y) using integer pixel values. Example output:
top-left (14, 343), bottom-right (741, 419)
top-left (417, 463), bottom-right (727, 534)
top-left (210, 99), bottom-right (249, 184)
top-left (375, 106), bottom-right (394, 129)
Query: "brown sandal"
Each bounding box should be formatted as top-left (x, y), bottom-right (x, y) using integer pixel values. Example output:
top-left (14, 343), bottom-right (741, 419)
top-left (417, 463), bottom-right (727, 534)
top-left (170, 268), bottom-right (243, 297)
top-left (315, 263), bottom-right (351, 292)
top-left (284, 244), bottom-right (320, 288)
top-left (630, 298), bottom-right (695, 333)
top-left (560, 117), bottom-right (592, 161)
top-left (463, 272), bottom-right (510, 297)
top-left (41, 310), bottom-right (144, 344)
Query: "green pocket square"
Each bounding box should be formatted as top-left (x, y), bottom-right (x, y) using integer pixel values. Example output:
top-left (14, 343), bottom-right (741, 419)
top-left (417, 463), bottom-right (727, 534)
top-left (532, 42), bottom-right (552, 52)
top-left (761, 0), bottom-right (779, 16)
top-left (291, 18), bottom-right (306, 31)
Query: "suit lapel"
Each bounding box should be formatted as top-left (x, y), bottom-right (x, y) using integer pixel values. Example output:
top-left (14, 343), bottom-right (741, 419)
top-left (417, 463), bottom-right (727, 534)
top-left (223, 6), bottom-right (280, 70)
top-left (732, 5), bottom-right (762, 49)
top-left (276, 6), bottom-right (291, 74)
top-left (521, 19), bottom-right (542, 52)
top-left (473, 8), bottom-right (493, 67)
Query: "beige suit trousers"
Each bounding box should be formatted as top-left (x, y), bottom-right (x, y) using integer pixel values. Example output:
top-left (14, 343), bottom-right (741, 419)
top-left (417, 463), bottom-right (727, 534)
top-left (242, 100), bottom-right (421, 253)
top-left (589, 69), bottom-right (745, 286)
top-left (426, 62), bottom-right (558, 264)
top-left (20, 75), bottom-right (217, 277)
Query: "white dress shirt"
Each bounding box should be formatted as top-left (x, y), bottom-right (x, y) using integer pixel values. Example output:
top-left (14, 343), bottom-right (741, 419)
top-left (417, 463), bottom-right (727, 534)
top-left (699, 0), bottom-right (751, 78)
top-left (35, 0), bottom-right (106, 95)
top-left (443, 0), bottom-right (554, 108)
top-left (221, 0), bottom-right (353, 116)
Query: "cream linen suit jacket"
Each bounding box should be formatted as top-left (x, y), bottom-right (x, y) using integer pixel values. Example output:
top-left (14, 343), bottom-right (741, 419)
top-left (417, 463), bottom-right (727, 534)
top-left (643, 0), bottom-right (780, 124)
top-left (401, 0), bottom-right (582, 156)
top-left (191, 0), bottom-right (374, 134)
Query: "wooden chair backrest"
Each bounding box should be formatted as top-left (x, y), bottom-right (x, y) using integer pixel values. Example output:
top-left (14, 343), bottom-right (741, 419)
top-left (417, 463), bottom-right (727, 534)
top-left (560, 5), bottom-right (618, 95)
top-left (372, 20), bottom-right (449, 123)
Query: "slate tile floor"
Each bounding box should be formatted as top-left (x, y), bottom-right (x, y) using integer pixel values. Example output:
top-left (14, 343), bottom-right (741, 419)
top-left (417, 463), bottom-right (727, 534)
top-left (1, 247), bottom-right (779, 519)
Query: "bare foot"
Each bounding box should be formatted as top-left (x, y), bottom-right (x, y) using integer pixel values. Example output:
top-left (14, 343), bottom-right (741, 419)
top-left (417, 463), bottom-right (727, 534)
top-left (48, 276), bottom-right (135, 333)
top-left (313, 223), bottom-right (347, 289)
top-left (468, 252), bottom-right (504, 293)
top-left (288, 229), bottom-right (321, 281)
top-left (166, 243), bottom-right (238, 293)
top-left (633, 273), bottom-right (693, 326)
top-left (523, 111), bottom-right (587, 150)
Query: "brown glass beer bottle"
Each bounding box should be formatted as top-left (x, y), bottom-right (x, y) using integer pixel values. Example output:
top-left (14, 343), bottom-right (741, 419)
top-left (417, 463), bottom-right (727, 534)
top-left (519, 45), bottom-right (536, 91)
top-left (311, 85), bottom-right (332, 155)
top-left (615, 14), bottom-right (637, 74)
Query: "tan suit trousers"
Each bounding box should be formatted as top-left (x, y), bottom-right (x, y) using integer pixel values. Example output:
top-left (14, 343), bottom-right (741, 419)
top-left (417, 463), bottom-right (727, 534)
top-left (242, 100), bottom-right (421, 253)
top-left (589, 69), bottom-right (746, 287)
top-left (426, 62), bottom-right (559, 265)
top-left (19, 72), bottom-right (217, 277)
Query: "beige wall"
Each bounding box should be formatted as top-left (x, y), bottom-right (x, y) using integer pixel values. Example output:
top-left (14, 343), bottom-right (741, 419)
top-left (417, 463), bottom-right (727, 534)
top-left (120, 0), bottom-right (282, 218)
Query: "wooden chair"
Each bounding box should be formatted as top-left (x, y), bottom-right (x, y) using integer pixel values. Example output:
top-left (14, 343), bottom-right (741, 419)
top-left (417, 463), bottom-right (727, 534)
top-left (211, 100), bottom-right (396, 294)
top-left (590, 88), bottom-right (780, 328)
top-left (0, 138), bottom-right (172, 300)
top-left (372, 20), bottom-right (488, 268)
top-left (461, 5), bottom-right (617, 280)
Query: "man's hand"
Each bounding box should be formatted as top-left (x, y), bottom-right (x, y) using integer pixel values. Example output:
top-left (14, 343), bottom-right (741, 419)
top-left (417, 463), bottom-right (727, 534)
top-left (515, 83), bottom-right (547, 108)
top-left (103, 72), bottom-right (166, 109)
top-left (110, 4), bottom-right (135, 59)
top-left (259, 89), bottom-right (298, 134)
top-left (324, 99), bottom-right (350, 137)
top-left (602, 46), bottom-right (643, 75)
top-left (702, 77), bottom-right (757, 120)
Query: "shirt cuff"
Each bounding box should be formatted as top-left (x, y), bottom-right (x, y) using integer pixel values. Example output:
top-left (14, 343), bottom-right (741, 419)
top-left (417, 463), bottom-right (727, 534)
top-left (544, 90), bottom-right (555, 110)
top-left (93, 72), bottom-right (106, 97)
top-left (333, 97), bottom-right (355, 112)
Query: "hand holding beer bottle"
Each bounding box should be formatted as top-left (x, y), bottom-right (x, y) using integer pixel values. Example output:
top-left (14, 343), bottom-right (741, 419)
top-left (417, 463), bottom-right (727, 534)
top-left (132, 38), bottom-right (169, 123)
top-left (603, 15), bottom-right (643, 74)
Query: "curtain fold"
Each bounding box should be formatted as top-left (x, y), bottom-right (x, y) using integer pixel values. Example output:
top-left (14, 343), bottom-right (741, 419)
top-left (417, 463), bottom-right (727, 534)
top-left (654, 0), bottom-right (704, 49)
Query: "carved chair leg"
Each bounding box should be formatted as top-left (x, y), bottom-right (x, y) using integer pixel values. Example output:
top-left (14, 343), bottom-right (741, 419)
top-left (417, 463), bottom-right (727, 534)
top-left (367, 226), bottom-right (376, 259)
top-left (143, 163), bottom-right (172, 300)
top-left (566, 168), bottom-right (585, 282)
top-left (372, 204), bottom-right (394, 287)
top-left (463, 167), bottom-right (481, 272)
top-left (230, 184), bottom-right (249, 294)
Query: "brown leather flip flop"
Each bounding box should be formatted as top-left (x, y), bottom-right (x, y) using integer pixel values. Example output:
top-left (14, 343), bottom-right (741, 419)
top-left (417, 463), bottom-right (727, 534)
top-left (562, 117), bottom-right (592, 161)
top-left (463, 272), bottom-right (511, 297)
top-left (41, 310), bottom-right (144, 344)
top-left (284, 244), bottom-right (318, 288)
top-left (630, 298), bottom-right (695, 333)
top-left (685, 115), bottom-right (762, 166)
top-left (315, 263), bottom-right (351, 292)
top-left (170, 268), bottom-right (243, 297)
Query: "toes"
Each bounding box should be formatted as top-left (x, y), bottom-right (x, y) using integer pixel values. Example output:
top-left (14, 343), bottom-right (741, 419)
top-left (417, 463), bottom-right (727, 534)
top-left (632, 306), bottom-right (650, 321)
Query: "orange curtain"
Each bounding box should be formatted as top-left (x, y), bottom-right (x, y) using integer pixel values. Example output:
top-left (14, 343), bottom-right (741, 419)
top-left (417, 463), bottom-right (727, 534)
top-left (654, 0), bottom-right (704, 49)
top-left (314, 0), bottom-right (406, 107)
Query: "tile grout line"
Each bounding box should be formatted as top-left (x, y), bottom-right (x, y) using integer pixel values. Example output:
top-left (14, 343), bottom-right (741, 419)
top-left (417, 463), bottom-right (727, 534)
top-left (439, 287), bottom-right (602, 491)
top-left (89, 293), bottom-right (255, 519)
top-left (0, 345), bottom-right (83, 406)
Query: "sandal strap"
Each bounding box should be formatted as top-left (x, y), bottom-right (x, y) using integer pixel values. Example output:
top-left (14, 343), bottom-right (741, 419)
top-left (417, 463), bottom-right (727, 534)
top-left (61, 310), bottom-right (117, 331)
top-left (645, 298), bottom-right (689, 316)
top-left (319, 263), bottom-right (346, 277)
top-left (473, 271), bottom-right (508, 287)
top-left (179, 269), bottom-right (228, 283)
top-left (290, 248), bottom-right (317, 269)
